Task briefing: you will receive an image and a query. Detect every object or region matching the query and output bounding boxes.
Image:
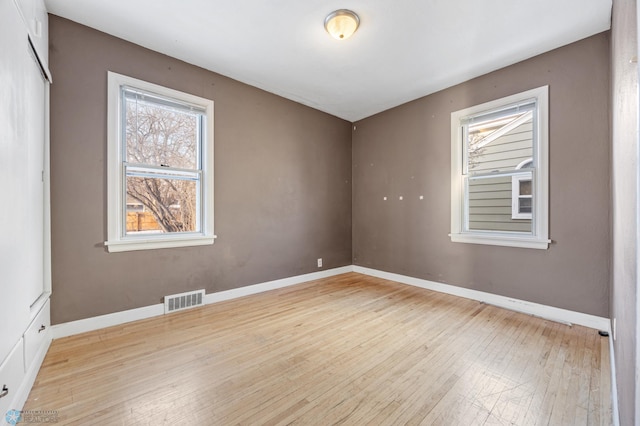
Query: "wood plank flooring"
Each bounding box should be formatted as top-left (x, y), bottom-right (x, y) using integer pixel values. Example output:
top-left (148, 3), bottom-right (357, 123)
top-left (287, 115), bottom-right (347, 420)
top-left (24, 273), bottom-right (612, 425)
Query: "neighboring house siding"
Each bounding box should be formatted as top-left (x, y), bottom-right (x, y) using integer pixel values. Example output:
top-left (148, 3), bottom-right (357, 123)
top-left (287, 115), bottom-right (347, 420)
top-left (468, 176), bottom-right (531, 232)
top-left (469, 121), bottom-right (533, 173)
top-left (468, 120), bottom-right (533, 232)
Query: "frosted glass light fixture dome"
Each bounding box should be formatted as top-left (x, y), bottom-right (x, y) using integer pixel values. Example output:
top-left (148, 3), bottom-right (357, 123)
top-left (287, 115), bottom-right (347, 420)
top-left (324, 9), bottom-right (360, 40)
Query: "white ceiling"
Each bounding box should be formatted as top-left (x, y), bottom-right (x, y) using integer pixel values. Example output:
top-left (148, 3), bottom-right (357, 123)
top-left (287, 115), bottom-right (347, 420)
top-left (44, 0), bottom-right (612, 122)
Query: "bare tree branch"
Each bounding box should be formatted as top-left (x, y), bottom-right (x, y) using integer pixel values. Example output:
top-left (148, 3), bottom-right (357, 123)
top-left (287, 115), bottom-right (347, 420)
top-left (125, 100), bottom-right (199, 233)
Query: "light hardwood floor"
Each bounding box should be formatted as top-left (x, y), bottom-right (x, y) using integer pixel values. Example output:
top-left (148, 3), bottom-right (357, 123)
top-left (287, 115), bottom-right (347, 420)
top-left (25, 273), bottom-right (612, 425)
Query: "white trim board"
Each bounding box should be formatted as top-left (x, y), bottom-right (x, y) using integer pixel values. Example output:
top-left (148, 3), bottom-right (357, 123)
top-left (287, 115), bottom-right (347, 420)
top-left (52, 304), bottom-right (164, 340)
top-left (353, 266), bottom-right (610, 332)
top-left (609, 331), bottom-right (620, 426)
top-left (52, 266), bottom-right (353, 339)
top-left (202, 267), bottom-right (352, 304)
top-left (53, 264), bottom-right (610, 339)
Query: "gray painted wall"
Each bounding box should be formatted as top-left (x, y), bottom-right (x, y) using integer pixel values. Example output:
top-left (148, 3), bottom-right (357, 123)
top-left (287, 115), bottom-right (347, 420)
top-left (353, 33), bottom-right (610, 317)
top-left (48, 16), bottom-right (353, 324)
top-left (610, 0), bottom-right (638, 424)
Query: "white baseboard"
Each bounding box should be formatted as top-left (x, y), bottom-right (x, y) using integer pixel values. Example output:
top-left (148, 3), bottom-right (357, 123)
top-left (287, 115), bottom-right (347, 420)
top-left (353, 266), bottom-right (610, 331)
top-left (52, 264), bottom-right (609, 337)
top-left (52, 304), bottom-right (165, 339)
top-left (52, 266), bottom-right (353, 339)
top-left (203, 266), bottom-right (353, 304)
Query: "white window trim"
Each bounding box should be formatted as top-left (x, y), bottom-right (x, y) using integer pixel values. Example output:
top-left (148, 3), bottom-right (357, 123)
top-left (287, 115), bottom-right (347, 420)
top-left (105, 72), bottom-right (215, 252)
top-left (450, 86), bottom-right (550, 250)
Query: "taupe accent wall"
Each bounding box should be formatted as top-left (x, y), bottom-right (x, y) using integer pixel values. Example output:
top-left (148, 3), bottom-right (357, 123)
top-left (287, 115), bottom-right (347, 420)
top-left (353, 33), bottom-right (610, 317)
top-left (610, 0), bottom-right (638, 423)
top-left (48, 16), bottom-right (352, 324)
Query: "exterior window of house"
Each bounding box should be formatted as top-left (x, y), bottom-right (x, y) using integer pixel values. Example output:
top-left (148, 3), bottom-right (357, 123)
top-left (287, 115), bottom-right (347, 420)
top-left (511, 159), bottom-right (533, 219)
top-left (450, 86), bottom-right (549, 249)
top-left (106, 72), bottom-right (215, 252)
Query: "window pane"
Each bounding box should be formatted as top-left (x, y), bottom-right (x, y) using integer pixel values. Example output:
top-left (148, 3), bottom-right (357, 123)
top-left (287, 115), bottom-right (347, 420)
top-left (125, 176), bottom-right (198, 235)
top-left (519, 180), bottom-right (532, 196)
top-left (467, 108), bottom-right (534, 175)
top-left (125, 94), bottom-right (200, 169)
top-left (468, 175), bottom-right (532, 233)
top-left (519, 198), bottom-right (532, 213)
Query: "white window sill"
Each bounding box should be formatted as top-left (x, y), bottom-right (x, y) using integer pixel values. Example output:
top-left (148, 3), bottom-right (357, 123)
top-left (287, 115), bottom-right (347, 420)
top-left (105, 235), bottom-right (216, 253)
top-left (449, 233), bottom-right (550, 250)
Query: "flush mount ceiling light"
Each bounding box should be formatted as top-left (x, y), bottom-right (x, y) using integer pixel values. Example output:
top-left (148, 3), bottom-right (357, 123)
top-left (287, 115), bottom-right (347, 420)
top-left (324, 9), bottom-right (360, 40)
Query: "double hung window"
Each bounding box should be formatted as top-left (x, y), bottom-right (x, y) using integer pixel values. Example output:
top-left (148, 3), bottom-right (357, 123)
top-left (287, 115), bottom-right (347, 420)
top-left (106, 72), bottom-right (215, 252)
top-left (450, 86), bottom-right (549, 249)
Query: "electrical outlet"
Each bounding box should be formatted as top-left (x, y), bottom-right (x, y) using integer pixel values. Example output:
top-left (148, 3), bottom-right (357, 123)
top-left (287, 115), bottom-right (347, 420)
top-left (317, 258), bottom-right (323, 268)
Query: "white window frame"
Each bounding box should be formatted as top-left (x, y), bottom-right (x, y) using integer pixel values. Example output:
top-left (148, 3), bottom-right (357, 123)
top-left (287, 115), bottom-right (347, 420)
top-left (105, 72), bottom-right (215, 252)
top-left (450, 86), bottom-right (549, 249)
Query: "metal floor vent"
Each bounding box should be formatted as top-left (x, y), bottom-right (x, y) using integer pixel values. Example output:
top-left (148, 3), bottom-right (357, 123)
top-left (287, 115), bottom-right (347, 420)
top-left (164, 289), bottom-right (205, 314)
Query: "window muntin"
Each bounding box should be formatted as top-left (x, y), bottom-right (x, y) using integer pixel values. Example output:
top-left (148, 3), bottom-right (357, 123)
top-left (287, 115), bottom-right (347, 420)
top-left (450, 86), bottom-right (549, 249)
top-left (107, 72), bottom-right (215, 252)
